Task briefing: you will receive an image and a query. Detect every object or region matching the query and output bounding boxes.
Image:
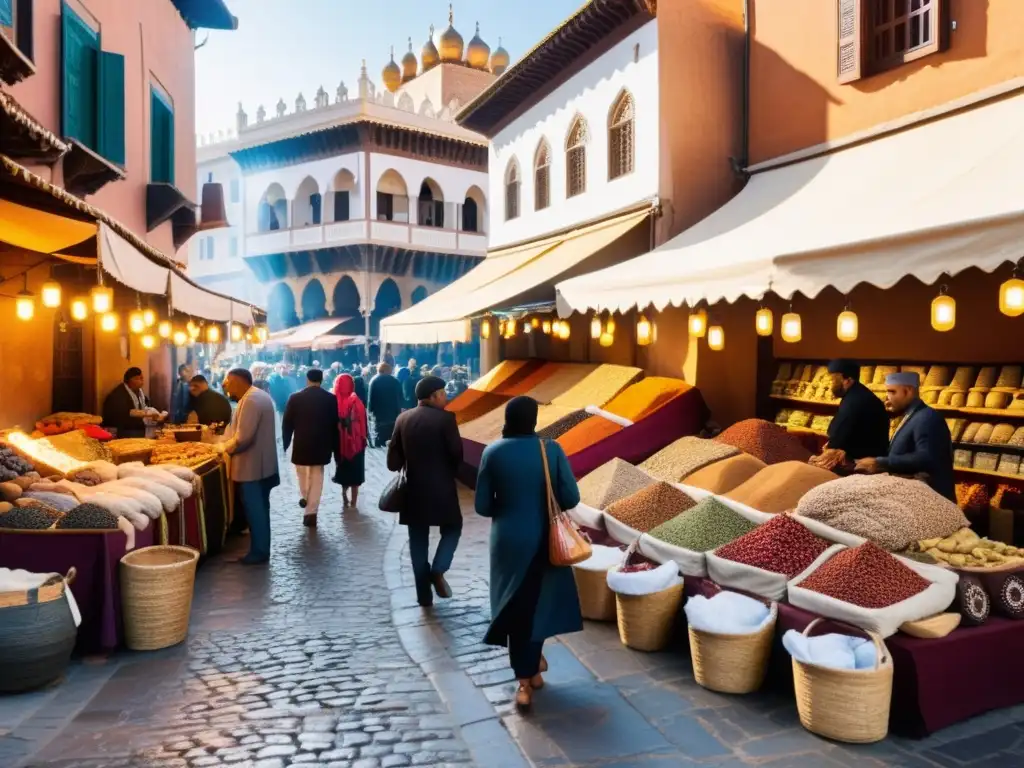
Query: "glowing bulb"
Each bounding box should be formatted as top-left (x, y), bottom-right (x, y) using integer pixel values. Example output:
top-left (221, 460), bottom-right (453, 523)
top-left (558, 321), bottom-right (570, 340)
top-left (636, 315), bottom-right (652, 346)
top-left (91, 285), bottom-right (113, 313)
top-left (141, 334), bottom-right (157, 350)
top-left (207, 325), bottom-right (221, 343)
top-left (255, 325), bottom-right (268, 344)
top-left (172, 329), bottom-right (189, 347)
top-left (100, 312), bottom-right (119, 332)
top-left (143, 308), bottom-right (157, 327)
top-left (70, 297), bottom-right (89, 322)
top-left (999, 278), bottom-right (1024, 317)
top-left (480, 318), bottom-right (491, 339)
top-left (606, 317), bottom-right (616, 335)
top-left (541, 320), bottom-right (551, 335)
top-left (931, 293), bottom-right (956, 332)
top-left (41, 281), bottom-right (61, 309)
top-left (506, 320), bottom-right (516, 338)
top-left (781, 312), bottom-right (802, 343)
top-left (531, 317), bottom-right (539, 328)
top-left (590, 316), bottom-right (602, 339)
top-left (688, 309), bottom-right (707, 338)
top-left (230, 323), bottom-right (244, 342)
top-left (707, 325), bottom-right (725, 350)
top-left (128, 310), bottom-right (146, 334)
top-left (837, 309), bottom-right (859, 342)
top-left (599, 331), bottom-right (614, 348)
top-left (15, 291), bottom-right (34, 321)
top-left (755, 307), bottom-right (773, 336)
top-left (523, 321), bottom-right (532, 334)
top-left (158, 320), bottom-right (172, 338)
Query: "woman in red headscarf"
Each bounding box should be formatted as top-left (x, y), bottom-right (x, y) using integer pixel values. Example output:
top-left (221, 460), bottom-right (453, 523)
top-left (333, 373), bottom-right (368, 509)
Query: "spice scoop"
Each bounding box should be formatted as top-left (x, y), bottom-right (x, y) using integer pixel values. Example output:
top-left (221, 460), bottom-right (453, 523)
top-left (899, 612), bottom-right (962, 639)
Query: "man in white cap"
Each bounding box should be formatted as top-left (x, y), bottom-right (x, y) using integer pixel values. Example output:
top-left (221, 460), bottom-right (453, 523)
top-left (854, 371), bottom-right (954, 500)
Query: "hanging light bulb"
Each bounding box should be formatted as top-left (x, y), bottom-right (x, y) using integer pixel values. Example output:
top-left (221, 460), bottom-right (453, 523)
top-left (523, 320), bottom-right (532, 334)
top-left (542, 320), bottom-right (551, 335)
top-left (15, 279), bottom-right (34, 321)
top-left (187, 319), bottom-right (201, 339)
top-left (531, 317), bottom-right (539, 328)
top-left (140, 334), bottom-right (157, 350)
top-left (688, 308), bottom-right (707, 338)
top-left (836, 305), bottom-right (859, 342)
top-left (559, 321), bottom-right (571, 340)
top-left (599, 331), bottom-right (614, 348)
top-left (590, 315), bottom-right (602, 339)
top-left (636, 315), bottom-right (652, 346)
top-left (207, 324), bottom-right (221, 343)
top-left (481, 318), bottom-right (491, 339)
top-left (100, 312), bottom-right (119, 333)
top-left (142, 308), bottom-right (157, 327)
top-left (781, 310), bottom-right (802, 343)
top-left (755, 307), bottom-right (774, 336)
top-left (255, 325), bottom-right (269, 344)
top-left (507, 319), bottom-right (516, 338)
top-left (91, 285), bottom-right (113, 313)
top-left (606, 316), bottom-right (616, 335)
top-left (40, 280), bottom-right (61, 309)
top-left (172, 328), bottom-right (189, 347)
top-left (999, 267), bottom-right (1024, 317)
top-left (931, 286), bottom-right (956, 332)
top-left (158, 320), bottom-right (172, 338)
top-left (707, 325), bottom-right (725, 351)
top-left (230, 323), bottom-right (244, 342)
top-left (70, 296), bottom-right (89, 322)
top-left (128, 309), bottom-right (146, 334)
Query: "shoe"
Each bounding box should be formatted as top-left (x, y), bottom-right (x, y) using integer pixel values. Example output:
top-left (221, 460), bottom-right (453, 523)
top-left (238, 554), bottom-right (269, 566)
top-left (515, 682), bottom-right (533, 712)
top-left (539, 655), bottom-right (548, 674)
top-left (530, 673), bottom-right (544, 690)
top-left (299, 498), bottom-right (307, 508)
top-left (302, 514), bottom-right (317, 528)
top-left (431, 572), bottom-right (453, 599)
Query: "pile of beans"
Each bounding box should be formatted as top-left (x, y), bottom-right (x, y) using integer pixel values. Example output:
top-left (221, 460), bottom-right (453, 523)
top-left (577, 458), bottom-right (654, 509)
top-left (0, 505), bottom-right (55, 530)
top-left (639, 436), bottom-right (738, 483)
top-left (799, 542), bottom-right (929, 609)
top-left (649, 497), bottom-right (757, 552)
top-left (713, 419), bottom-right (812, 465)
top-left (537, 409), bottom-right (592, 440)
top-left (726, 461), bottom-right (837, 514)
top-left (56, 503), bottom-right (119, 530)
top-left (606, 481), bottom-right (696, 533)
top-left (715, 515), bottom-right (829, 577)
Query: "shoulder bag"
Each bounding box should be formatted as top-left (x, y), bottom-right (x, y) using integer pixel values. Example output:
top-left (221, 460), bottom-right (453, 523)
top-left (378, 470), bottom-right (407, 513)
top-left (539, 439), bottom-right (592, 567)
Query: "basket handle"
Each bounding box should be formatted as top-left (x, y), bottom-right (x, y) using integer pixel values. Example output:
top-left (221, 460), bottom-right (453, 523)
top-left (801, 617), bottom-right (889, 669)
top-left (65, 567), bottom-right (77, 585)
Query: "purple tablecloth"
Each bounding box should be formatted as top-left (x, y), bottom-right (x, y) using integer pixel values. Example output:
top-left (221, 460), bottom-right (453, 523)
top-left (0, 525), bottom-right (154, 653)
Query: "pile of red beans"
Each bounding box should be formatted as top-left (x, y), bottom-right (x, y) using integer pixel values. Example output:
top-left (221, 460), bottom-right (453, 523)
top-left (799, 542), bottom-right (929, 609)
top-left (715, 515), bottom-right (829, 577)
top-left (713, 419), bottom-right (812, 465)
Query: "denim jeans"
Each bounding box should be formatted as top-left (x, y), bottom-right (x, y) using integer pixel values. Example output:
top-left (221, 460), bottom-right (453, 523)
top-left (238, 475), bottom-right (277, 561)
top-left (407, 521), bottom-right (463, 603)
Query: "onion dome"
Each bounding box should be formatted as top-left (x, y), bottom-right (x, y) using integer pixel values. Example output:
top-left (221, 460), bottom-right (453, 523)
top-left (422, 25), bottom-right (440, 71)
top-left (401, 37), bottom-right (418, 81)
top-left (490, 37), bottom-right (510, 75)
top-left (438, 4), bottom-right (464, 63)
top-left (466, 22), bottom-right (490, 70)
top-left (381, 47), bottom-right (401, 93)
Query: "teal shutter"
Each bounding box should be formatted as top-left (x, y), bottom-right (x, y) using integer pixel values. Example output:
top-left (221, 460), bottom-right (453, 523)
top-left (0, 0), bottom-right (13, 27)
top-left (98, 51), bottom-right (125, 166)
top-left (61, 3), bottom-right (99, 148)
top-left (150, 88), bottom-right (175, 184)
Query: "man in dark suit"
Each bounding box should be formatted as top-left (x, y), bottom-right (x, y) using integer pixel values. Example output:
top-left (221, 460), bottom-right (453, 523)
top-left (102, 367), bottom-right (165, 438)
top-left (187, 374), bottom-right (232, 428)
top-left (811, 359), bottom-right (890, 471)
top-left (387, 376), bottom-right (463, 607)
top-left (282, 369), bottom-right (339, 528)
top-left (368, 362), bottom-right (403, 447)
top-left (855, 371), bottom-right (955, 500)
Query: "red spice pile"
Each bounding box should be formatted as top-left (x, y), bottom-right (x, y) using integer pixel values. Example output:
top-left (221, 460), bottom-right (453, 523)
top-left (715, 515), bottom-right (829, 577)
top-left (799, 542), bottom-right (930, 609)
top-left (714, 419), bottom-right (812, 465)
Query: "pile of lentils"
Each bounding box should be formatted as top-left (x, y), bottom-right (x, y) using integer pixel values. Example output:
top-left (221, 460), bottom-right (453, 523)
top-left (648, 497), bottom-right (758, 552)
top-left (537, 409), bottom-right (592, 440)
top-left (713, 419), bottom-right (812, 465)
top-left (56, 503), bottom-right (119, 530)
top-left (0, 504), bottom-right (56, 530)
top-left (606, 481), bottom-right (696, 533)
top-left (798, 542), bottom-right (929, 609)
top-left (715, 515), bottom-right (829, 577)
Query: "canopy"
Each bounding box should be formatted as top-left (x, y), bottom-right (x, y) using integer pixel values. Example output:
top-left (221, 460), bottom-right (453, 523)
top-left (266, 318), bottom-right (351, 350)
top-left (311, 334), bottom-right (364, 351)
top-left (382, 208), bottom-right (651, 344)
top-left (0, 199), bottom-right (95, 253)
top-left (168, 270), bottom-right (255, 324)
top-left (100, 223), bottom-right (170, 295)
top-left (556, 90), bottom-right (1024, 315)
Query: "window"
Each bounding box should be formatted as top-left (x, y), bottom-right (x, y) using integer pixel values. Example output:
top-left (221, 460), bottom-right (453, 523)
top-left (206, 237), bottom-right (214, 259)
top-left (608, 91), bottom-right (635, 180)
top-left (565, 116), bottom-right (587, 198)
top-left (150, 85), bottom-right (175, 183)
top-left (333, 191), bottom-right (350, 221)
top-left (230, 178), bottom-right (240, 203)
top-left (534, 141), bottom-right (551, 211)
top-left (377, 191), bottom-right (395, 221)
top-left (461, 197), bottom-right (478, 232)
top-left (838, 0), bottom-right (946, 83)
top-left (206, 171), bottom-right (214, 183)
top-left (1, 0), bottom-right (35, 61)
top-left (310, 192), bottom-right (322, 225)
top-left (504, 159), bottom-right (520, 221)
top-left (230, 236), bottom-right (239, 258)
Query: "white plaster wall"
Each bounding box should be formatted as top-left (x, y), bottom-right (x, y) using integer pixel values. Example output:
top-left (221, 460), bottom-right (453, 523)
top-left (488, 19), bottom-right (659, 248)
top-left (368, 152), bottom-right (488, 226)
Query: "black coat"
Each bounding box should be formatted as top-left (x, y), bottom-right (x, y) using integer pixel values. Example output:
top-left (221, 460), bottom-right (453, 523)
top-left (281, 386), bottom-right (339, 467)
top-left (102, 384), bottom-right (151, 438)
top-left (827, 381), bottom-right (890, 461)
top-left (387, 403), bottom-right (463, 527)
top-left (881, 401), bottom-right (955, 501)
top-left (368, 373), bottom-right (403, 423)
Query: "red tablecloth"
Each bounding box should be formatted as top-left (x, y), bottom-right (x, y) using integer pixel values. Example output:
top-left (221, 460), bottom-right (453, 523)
top-left (0, 525), bottom-right (155, 653)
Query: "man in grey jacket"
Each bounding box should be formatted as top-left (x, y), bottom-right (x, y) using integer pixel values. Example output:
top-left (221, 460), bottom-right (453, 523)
top-left (220, 368), bottom-right (280, 565)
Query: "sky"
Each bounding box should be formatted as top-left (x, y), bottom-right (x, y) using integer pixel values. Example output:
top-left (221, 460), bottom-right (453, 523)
top-left (194, 0), bottom-right (585, 138)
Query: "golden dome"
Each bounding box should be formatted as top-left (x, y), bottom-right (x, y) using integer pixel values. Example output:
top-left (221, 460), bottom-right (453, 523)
top-left (466, 22), bottom-right (490, 70)
top-left (381, 47), bottom-right (401, 93)
top-left (490, 37), bottom-right (510, 75)
top-left (421, 25), bottom-right (440, 71)
top-left (438, 4), bottom-right (464, 63)
top-left (401, 37), bottom-right (418, 81)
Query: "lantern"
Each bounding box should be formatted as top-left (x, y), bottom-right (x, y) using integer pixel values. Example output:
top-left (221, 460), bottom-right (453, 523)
top-left (187, 320), bottom-right (201, 339)
top-left (128, 310), bottom-right (146, 334)
top-left (558, 321), bottom-right (571, 340)
top-left (158, 320), bottom-right (172, 338)
top-left (207, 325), bottom-right (221, 343)
top-left (143, 308), bottom-right (157, 327)
top-left (40, 280), bottom-right (61, 309)
top-left (172, 329), bottom-right (189, 347)
top-left (255, 325), bottom-right (269, 344)
top-left (707, 325), bottom-right (725, 350)
top-left (506, 320), bottom-right (516, 338)
top-left (755, 307), bottom-right (773, 336)
top-left (481, 318), bottom-right (491, 339)
top-left (15, 289), bottom-right (34, 321)
top-left (781, 312), bottom-right (802, 343)
top-left (70, 297), bottom-right (89, 322)
top-left (931, 288), bottom-right (956, 332)
top-left (999, 276), bottom-right (1024, 317)
top-left (837, 309), bottom-right (859, 342)
top-left (599, 331), bottom-right (614, 348)
top-left (100, 312), bottom-right (119, 332)
top-left (590, 316), bottom-right (602, 339)
top-left (531, 317), bottom-right (539, 328)
top-left (636, 315), bottom-right (652, 346)
top-left (230, 323), bottom-right (244, 342)
top-left (541, 320), bottom-right (551, 335)
top-left (688, 309), bottom-right (707, 338)
top-left (91, 285), bottom-right (113, 313)
top-left (140, 334), bottom-right (157, 350)
top-left (523, 320), bottom-right (532, 334)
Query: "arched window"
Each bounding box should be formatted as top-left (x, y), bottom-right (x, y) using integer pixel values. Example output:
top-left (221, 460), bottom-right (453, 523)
top-left (565, 116), bottom-right (587, 198)
top-left (609, 91), bottom-right (635, 180)
top-left (534, 140), bottom-right (551, 211)
top-left (504, 159), bottom-right (520, 221)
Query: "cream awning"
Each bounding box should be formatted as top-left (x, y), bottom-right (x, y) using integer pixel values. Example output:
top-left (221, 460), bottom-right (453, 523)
top-left (0, 199), bottom-right (96, 253)
top-left (270, 318), bottom-right (349, 349)
top-left (100, 223), bottom-right (170, 295)
top-left (556, 90), bottom-right (1024, 315)
top-left (382, 208), bottom-right (652, 344)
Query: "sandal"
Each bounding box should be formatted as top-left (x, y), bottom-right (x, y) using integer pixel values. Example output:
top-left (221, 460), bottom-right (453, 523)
top-left (539, 655), bottom-right (548, 673)
top-left (515, 681), bottom-right (533, 712)
top-left (530, 673), bottom-right (544, 690)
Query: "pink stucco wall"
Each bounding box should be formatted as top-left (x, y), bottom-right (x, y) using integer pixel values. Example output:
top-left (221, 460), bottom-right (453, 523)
top-left (10, 0), bottom-right (198, 261)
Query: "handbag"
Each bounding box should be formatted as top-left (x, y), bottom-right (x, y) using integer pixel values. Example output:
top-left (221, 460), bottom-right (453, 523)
top-left (539, 439), bottom-right (592, 567)
top-left (378, 470), bottom-right (407, 513)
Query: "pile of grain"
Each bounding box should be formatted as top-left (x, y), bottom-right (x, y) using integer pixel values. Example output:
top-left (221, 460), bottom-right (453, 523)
top-left (715, 515), bottom-right (830, 577)
top-left (495, 361), bottom-right (558, 396)
top-left (648, 498), bottom-right (758, 551)
top-left (796, 474), bottom-right (969, 551)
top-left (606, 482), bottom-right (697, 533)
top-left (799, 542), bottom-right (929, 609)
top-left (577, 458), bottom-right (654, 509)
top-left (457, 407), bottom-right (511, 443)
top-left (472, 360), bottom-right (529, 392)
top-left (683, 454), bottom-right (767, 494)
top-left (537, 410), bottom-right (591, 440)
top-left (725, 461), bottom-right (838, 513)
top-left (0, 505), bottom-right (55, 529)
top-left (558, 417), bottom-right (623, 456)
top-left (714, 419), bottom-right (812, 465)
top-left (523, 364), bottom-right (598, 404)
top-left (639, 437), bottom-right (739, 483)
top-left (551, 365), bottom-right (643, 410)
top-left (602, 377), bottom-right (689, 421)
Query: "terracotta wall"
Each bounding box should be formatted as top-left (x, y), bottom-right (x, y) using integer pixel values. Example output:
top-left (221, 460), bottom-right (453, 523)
top-left (0, 267), bottom-right (56, 429)
top-left (749, 0), bottom-right (1024, 164)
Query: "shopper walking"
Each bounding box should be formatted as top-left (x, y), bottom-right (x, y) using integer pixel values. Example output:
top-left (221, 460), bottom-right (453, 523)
top-left (387, 376), bottom-right (463, 607)
top-left (402, 359), bottom-right (421, 410)
top-left (281, 369), bottom-right (339, 528)
top-left (474, 396), bottom-right (583, 712)
top-left (368, 361), bottom-right (403, 447)
top-left (333, 373), bottom-right (368, 509)
top-left (220, 368), bottom-right (280, 565)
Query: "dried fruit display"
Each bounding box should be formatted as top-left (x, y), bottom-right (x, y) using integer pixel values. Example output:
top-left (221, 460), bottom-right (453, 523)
top-left (799, 542), bottom-right (930, 609)
top-left (915, 528), bottom-right (1024, 568)
top-left (715, 515), bottom-right (829, 578)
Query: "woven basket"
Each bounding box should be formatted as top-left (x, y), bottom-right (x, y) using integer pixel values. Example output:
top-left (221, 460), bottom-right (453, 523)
top-left (0, 568), bottom-right (77, 692)
top-left (689, 602), bottom-right (777, 694)
top-left (120, 545), bottom-right (199, 651)
top-left (792, 618), bottom-right (893, 744)
top-left (615, 581), bottom-right (684, 652)
top-left (573, 566), bottom-right (617, 622)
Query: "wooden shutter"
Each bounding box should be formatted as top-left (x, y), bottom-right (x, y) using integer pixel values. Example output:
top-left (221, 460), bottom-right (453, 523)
top-left (150, 88), bottom-right (175, 184)
top-left (15, 0), bottom-right (32, 60)
top-left (62, 4), bottom-right (99, 146)
top-left (98, 51), bottom-right (125, 166)
top-left (837, 0), bottom-right (862, 84)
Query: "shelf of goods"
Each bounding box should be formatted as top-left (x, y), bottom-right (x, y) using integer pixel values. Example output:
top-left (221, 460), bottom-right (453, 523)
top-left (569, 422), bottom-right (1024, 738)
top-left (0, 423), bottom-right (229, 652)
top-left (450, 360), bottom-right (709, 481)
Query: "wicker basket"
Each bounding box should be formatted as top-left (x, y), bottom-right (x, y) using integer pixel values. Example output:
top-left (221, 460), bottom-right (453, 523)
top-left (792, 618), bottom-right (893, 744)
top-left (689, 602), bottom-right (777, 694)
top-left (573, 566), bottom-right (617, 622)
top-left (0, 568), bottom-right (77, 692)
top-left (120, 545), bottom-right (199, 651)
top-left (615, 581), bottom-right (684, 652)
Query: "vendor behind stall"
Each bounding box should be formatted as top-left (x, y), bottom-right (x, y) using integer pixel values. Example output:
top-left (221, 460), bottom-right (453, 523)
top-left (102, 367), bottom-right (166, 438)
top-left (188, 374), bottom-right (232, 428)
top-left (854, 372), bottom-right (955, 500)
top-left (810, 359), bottom-right (890, 471)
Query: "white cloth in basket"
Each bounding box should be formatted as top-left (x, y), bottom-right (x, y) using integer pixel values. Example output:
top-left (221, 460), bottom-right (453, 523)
top-left (606, 561), bottom-right (682, 596)
top-left (575, 545), bottom-right (624, 572)
top-left (0, 568), bottom-right (81, 626)
top-left (782, 630), bottom-right (876, 671)
top-left (684, 591), bottom-right (771, 634)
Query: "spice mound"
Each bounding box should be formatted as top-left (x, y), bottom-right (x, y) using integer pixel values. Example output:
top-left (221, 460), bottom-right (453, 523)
top-left (606, 481), bottom-right (697, 533)
top-left (684, 454), bottom-right (766, 494)
top-left (56, 503), bottom-right (119, 530)
top-left (713, 419), bottom-right (812, 465)
top-left (639, 436), bottom-right (738, 483)
top-left (536, 409), bottom-right (590, 440)
top-left (726, 461), bottom-right (837, 514)
top-left (0, 505), bottom-right (55, 529)
top-left (577, 458), bottom-right (653, 509)
top-left (715, 515), bottom-right (829, 578)
top-left (799, 542), bottom-right (930, 609)
top-left (649, 497), bottom-right (757, 552)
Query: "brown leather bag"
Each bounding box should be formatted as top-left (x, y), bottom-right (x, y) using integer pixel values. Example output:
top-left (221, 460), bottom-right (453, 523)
top-left (539, 439), bottom-right (592, 567)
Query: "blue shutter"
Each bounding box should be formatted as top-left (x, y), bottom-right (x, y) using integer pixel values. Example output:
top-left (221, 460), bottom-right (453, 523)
top-left (61, 4), bottom-right (99, 147)
top-left (98, 51), bottom-right (125, 166)
top-left (0, 0), bottom-right (13, 27)
top-left (150, 88), bottom-right (176, 184)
